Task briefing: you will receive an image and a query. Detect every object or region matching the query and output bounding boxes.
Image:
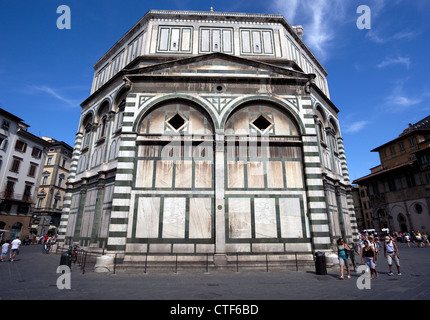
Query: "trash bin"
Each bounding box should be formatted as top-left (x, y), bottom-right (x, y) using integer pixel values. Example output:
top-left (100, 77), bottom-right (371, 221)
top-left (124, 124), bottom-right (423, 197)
top-left (60, 251), bottom-right (72, 268)
top-left (315, 251), bottom-right (327, 275)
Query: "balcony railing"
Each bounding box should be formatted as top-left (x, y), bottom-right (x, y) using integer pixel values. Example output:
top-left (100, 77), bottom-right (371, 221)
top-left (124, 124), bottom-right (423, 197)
top-left (1, 191), bottom-right (33, 203)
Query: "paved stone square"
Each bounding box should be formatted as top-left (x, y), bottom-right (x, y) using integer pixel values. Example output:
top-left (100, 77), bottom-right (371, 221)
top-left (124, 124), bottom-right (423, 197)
top-left (1, 242), bottom-right (429, 302)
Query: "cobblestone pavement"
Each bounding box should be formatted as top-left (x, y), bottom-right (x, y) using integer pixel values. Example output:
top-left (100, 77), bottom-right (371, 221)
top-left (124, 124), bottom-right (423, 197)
top-left (1, 242), bottom-right (429, 303)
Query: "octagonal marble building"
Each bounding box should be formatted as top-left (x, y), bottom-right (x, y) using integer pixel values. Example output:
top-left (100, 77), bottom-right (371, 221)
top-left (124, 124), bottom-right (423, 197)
top-left (59, 10), bottom-right (357, 268)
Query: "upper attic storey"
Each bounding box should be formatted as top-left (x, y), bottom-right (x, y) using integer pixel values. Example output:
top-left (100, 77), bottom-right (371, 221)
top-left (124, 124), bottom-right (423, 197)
top-left (90, 10), bottom-right (329, 97)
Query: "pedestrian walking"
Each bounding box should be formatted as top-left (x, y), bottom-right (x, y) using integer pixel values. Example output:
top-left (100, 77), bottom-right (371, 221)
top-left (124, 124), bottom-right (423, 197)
top-left (348, 242), bottom-right (358, 271)
top-left (404, 233), bottom-right (411, 248)
top-left (422, 233), bottom-right (428, 247)
top-left (368, 236), bottom-right (380, 262)
top-left (416, 232), bottom-right (423, 248)
top-left (384, 236), bottom-right (401, 276)
top-left (1, 240), bottom-right (10, 262)
top-left (337, 238), bottom-right (351, 280)
top-left (9, 236), bottom-right (21, 262)
top-left (361, 240), bottom-right (378, 279)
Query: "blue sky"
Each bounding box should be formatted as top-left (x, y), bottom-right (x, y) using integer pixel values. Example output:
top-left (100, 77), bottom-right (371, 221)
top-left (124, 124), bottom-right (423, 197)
top-left (0, 0), bottom-right (429, 182)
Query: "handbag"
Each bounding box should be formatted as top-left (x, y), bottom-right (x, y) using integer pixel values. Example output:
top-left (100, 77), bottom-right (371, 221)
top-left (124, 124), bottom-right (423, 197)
top-left (344, 246), bottom-right (350, 258)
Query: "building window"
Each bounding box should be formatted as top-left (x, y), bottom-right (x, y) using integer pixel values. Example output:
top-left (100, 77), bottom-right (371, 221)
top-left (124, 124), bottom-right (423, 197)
top-left (398, 142), bottom-right (405, 152)
top-left (110, 50), bottom-right (125, 78)
top-left (46, 156), bottom-right (53, 166)
top-left (1, 120), bottom-right (10, 130)
top-left (53, 192), bottom-right (61, 209)
top-left (42, 174), bottom-right (49, 185)
top-left (23, 185), bottom-right (32, 201)
top-left (10, 158), bottom-right (21, 173)
top-left (58, 174), bottom-right (65, 188)
top-left (0, 138), bottom-right (8, 151)
top-left (409, 137), bottom-right (416, 147)
top-left (62, 158), bottom-right (67, 168)
top-left (31, 147), bottom-right (42, 159)
top-left (100, 116), bottom-right (107, 138)
top-left (28, 164), bottom-right (37, 177)
top-left (415, 203), bottom-right (423, 214)
top-left (390, 146), bottom-right (396, 155)
top-left (37, 197), bottom-right (44, 209)
top-left (158, 27), bottom-right (191, 53)
top-left (15, 140), bottom-right (27, 152)
top-left (241, 29), bottom-right (274, 55)
top-left (127, 32), bottom-right (144, 63)
top-left (5, 180), bottom-right (15, 197)
top-left (381, 150), bottom-right (387, 158)
top-left (200, 28), bottom-right (233, 54)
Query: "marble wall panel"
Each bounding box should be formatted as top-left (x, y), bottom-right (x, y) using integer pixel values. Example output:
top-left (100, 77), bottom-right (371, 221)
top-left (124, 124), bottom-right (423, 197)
top-left (136, 160), bottom-right (154, 188)
top-left (189, 197), bottom-right (212, 239)
top-left (227, 161), bottom-right (245, 188)
top-left (155, 160), bottom-right (173, 188)
top-left (254, 198), bottom-right (277, 238)
top-left (267, 161), bottom-right (284, 188)
top-left (247, 161), bottom-right (265, 188)
top-left (136, 197), bottom-right (160, 238)
top-left (162, 197), bottom-right (186, 238)
top-left (146, 110), bottom-right (165, 134)
top-left (194, 160), bottom-right (212, 188)
top-left (285, 161), bottom-right (303, 188)
top-left (228, 198), bottom-right (251, 238)
top-left (175, 160), bottom-right (192, 188)
top-left (279, 197), bottom-right (303, 238)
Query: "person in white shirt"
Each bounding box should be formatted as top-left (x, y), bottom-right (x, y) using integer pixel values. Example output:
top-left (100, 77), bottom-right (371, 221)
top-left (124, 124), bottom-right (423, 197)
top-left (384, 236), bottom-right (401, 276)
top-left (1, 240), bottom-right (10, 262)
top-left (9, 237), bottom-right (21, 262)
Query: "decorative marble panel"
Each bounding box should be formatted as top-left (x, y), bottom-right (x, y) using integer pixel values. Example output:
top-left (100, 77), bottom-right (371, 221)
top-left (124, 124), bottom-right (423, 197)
top-left (175, 160), bottom-right (192, 188)
top-left (194, 160), bottom-right (212, 188)
top-left (227, 161), bottom-right (244, 188)
top-left (189, 197), bottom-right (212, 239)
top-left (279, 197), bottom-right (303, 238)
top-left (135, 160), bottom-right (154, 188)
top-left (228, 198), bottom-right (251, 238)
top-left (285, 161), bottom-right (303, 188)
top-left (254, 198), bottom-right (277, 238)
top-left (162, 197), bottom-right (186, 238)
top-left (267, 161), bottom-right (284, 188)
top-left (136, 197), bottom-right (160, 238)
top-left (247, 161), bottom-right (265, 188)
top-left (155, 160), bottom-right (173, 188)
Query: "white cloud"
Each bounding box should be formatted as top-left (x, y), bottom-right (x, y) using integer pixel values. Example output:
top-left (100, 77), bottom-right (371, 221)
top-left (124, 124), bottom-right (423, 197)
top-left (272, 0), bottom-right (348, 61)
top-left (29, 85), bottom-right (77, 107)
top-left (385, 80), bottom-right (426, 110)
top-left (366, 30), bottom-right (416, 44)
top-left (343, 120), bottom-right (370, 134)
top-left (377, 56), bottom-right (411, 69)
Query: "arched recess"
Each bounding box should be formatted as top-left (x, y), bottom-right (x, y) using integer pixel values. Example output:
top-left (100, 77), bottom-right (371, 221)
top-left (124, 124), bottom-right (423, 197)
top-left (223, 101), bottom-right (309, 242)
top-left (112, 85), bottom-right (129, 132)
top-left (220, 96), bottom-right (305, 135)
top-left (130, 99), bottom-right (216, 246)
top-left (95, 100), bottom-right (110, 140)
top-left (80, 112), bottom-right (94, 150)
top-left (315, 104), bottom-right (327, 143)
top-left (133, 95), bottom-right (217, 134)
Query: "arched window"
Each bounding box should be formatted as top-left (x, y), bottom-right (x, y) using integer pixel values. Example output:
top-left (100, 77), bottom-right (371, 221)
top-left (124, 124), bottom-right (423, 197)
top-left (96, 101), bottom-right (110, 141)
top-left (81, 113), bottom-right (94, 149)
top-left (315, 107), bottom-right (326, 143)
